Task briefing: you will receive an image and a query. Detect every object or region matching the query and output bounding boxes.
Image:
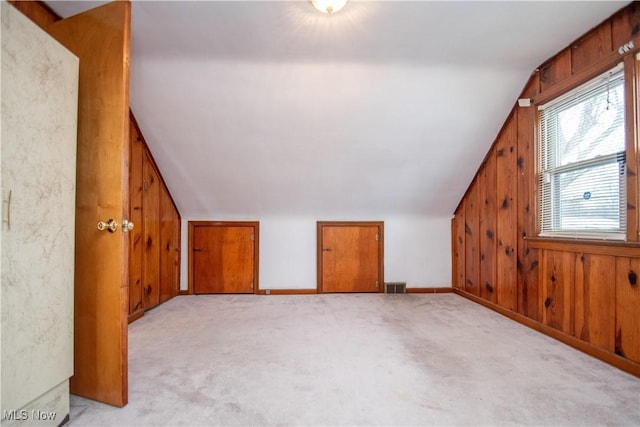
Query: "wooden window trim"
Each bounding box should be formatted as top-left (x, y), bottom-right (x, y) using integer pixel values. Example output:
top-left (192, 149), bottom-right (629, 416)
top-left (526, 236), bottom-right (640, 257)
top-left (626, 53), bottom-right (640, 242)
top-left (532, 42), bottom-right (640, 243)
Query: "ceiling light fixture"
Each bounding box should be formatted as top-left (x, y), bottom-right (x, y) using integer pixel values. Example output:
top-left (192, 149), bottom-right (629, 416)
top-left (311, 0), bottom-right (347, 15)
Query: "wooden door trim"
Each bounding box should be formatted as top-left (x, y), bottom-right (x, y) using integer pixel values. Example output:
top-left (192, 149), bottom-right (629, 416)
top-left (316, 221), bottom-right (384, 293)
top-left (188, 221), bottom-right (260, 294)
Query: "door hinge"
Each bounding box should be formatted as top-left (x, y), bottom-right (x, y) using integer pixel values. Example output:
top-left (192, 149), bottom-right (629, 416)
top-left (375, 234), bottom-right (379, 241)
top-left (250, 234), bottom-right (255, 241)
top-left (250, 281), bottom-right (254, 289)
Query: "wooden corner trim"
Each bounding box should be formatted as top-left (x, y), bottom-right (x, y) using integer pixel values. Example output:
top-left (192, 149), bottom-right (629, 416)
top-left (406, 287), bottom-right (454, 294)
top-left (453, 288), bottom-right (640, 378)
top-left (127, 310), bottom-right (144, 324)
top-left (256, 289), bottom-right (318, 295)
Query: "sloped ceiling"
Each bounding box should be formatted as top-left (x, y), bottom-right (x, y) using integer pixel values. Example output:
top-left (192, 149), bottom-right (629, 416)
top-left (48, 1), bottom-right (627, 219)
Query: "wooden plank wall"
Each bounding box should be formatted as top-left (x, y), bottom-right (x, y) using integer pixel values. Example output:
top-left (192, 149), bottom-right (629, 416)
top-left (129, 114), bottom-right (182, 321)
top-left (452, 3), bottom-right (640, 375)
top-left (106, 112), bottom-right (182, 319)
top-left (129, 121), bottom-right (145, 315)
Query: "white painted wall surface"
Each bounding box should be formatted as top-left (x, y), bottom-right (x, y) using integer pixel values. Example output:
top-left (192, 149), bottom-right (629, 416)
top-left (180, 216), bottom-right (451, 291)
top-left (383, 216), bottom-right (451, 288)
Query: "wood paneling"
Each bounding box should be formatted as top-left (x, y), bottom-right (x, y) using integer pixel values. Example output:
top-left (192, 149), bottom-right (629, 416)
top-left (574, 254), bottom-right (616, 351)
top-left (521, 72), bottom-right (540, 100)
top-left (516, 106), bottom-right (540, 321)
top-left (159, 183), bottom-right (177, 303)
top-left (453, 3), bottom-right (640, 374)
top-left (571, 23), bottom-right (612, 75)
top-left (464, 181), bottom-right (480, 296)
top-left (128, 114), bottom-right (181, 319)
top-left (611, 2), bottom-right (640, 51)
top-left (496, 118), bottom-right (517, 311)
top-left (173, 208), bottom-right (181, 297)
top-left (541, 250), bottom-right (575, 335)
top-left (317, 222), bottom-right (383, 293)
top-left (539, 48), bottom-right (572, 93)
top-left (615, 257), bottom-right (640, 363)
top-left (142, 153), bottom-right (160, 309)
top-left (129, 121), bottom-right (144, 317)
top-left (46, 1), bottom-right (131, 407)
top-left (480, 151), bottom-right (497, 303)
top-left (453, 205), bottom-right (466, 290)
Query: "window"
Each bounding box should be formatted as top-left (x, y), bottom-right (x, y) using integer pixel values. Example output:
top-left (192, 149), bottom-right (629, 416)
top-left (538, 64), bottom-right (626, 240)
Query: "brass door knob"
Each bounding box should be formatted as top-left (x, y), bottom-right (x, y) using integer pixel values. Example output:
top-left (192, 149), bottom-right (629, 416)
top-left (122, 219), bottom-right (134, 232)
top-left (97, 219), bottom-right (118, 233)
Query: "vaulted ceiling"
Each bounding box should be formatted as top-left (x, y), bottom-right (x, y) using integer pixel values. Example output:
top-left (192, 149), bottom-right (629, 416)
top-left (48, 1), bottom-right (627, 219)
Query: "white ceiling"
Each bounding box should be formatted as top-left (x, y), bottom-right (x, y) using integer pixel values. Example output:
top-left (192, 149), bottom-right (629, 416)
top-left (48, 1), bottom-right (627, 219)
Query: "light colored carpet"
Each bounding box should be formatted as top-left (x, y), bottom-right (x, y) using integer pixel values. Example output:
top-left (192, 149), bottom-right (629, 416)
top-left (69, 294), bottom-right (640, 426)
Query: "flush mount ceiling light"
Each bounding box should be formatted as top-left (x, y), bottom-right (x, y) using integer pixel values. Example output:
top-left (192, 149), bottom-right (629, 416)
top-left (311, 0), bottom-right (348, 14)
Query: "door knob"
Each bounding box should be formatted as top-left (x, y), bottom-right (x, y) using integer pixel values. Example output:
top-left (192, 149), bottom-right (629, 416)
top-left (122, 219), bottom-right (134, 232)
top-left (97, 219), bottom-right (118, 233)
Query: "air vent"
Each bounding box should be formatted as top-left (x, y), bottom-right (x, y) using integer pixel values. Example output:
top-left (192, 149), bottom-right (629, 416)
top-left (385, 282), bottom-right (406, 294)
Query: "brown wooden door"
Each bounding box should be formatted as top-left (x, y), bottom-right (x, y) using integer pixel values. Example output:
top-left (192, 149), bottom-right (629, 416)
top-left (46, 1), bottom-right (131, 407)
top-left (191, 222), bottom-right (258, 294)
top-left (318, 222), bottom-right (383, 293)
top-left (142, 153), bottom-right (160, 309)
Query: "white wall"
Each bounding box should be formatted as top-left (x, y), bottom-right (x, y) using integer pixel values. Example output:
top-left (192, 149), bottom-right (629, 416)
top-left (180, 216), bottom-right (451, 291)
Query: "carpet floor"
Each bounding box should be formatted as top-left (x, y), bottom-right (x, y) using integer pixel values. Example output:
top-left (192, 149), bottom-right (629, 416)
top-left (69, 294), bottom-right (640, 426)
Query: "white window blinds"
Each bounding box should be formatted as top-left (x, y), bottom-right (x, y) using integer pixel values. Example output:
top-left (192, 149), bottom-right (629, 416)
top-left (538, 65), bottom-right (626, 240)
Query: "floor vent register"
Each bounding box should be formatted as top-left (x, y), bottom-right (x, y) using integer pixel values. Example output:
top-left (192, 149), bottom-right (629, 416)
top-left (385, 282), bottom-right (406, 294)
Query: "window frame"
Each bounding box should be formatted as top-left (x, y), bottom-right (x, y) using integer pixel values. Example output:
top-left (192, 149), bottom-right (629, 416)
top-left (537, 64), bottom-right (628, 241)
